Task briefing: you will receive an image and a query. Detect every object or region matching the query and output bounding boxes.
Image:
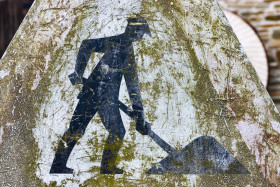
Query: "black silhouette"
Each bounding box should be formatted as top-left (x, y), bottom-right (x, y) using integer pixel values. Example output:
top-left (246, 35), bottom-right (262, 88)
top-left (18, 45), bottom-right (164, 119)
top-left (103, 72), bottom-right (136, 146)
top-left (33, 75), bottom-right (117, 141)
top-left (50, 15), bottom-right (151, 174)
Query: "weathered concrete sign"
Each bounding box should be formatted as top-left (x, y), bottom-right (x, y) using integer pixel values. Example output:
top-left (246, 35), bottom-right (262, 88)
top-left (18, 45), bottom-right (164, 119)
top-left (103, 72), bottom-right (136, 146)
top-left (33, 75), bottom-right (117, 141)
top-left (0, 0), bottom-right (280, 186)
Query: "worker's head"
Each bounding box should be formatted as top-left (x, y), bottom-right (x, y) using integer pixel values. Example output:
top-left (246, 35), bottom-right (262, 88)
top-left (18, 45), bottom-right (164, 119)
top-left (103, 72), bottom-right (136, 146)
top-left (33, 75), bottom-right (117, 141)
top-left (125, 14), bottom-right (152, 41)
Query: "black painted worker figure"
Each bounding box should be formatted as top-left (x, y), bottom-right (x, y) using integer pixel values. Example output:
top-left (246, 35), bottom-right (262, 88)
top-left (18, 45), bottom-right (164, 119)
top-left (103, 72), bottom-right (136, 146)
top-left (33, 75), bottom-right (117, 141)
top-left (50, 15), bottom-right (151, 174)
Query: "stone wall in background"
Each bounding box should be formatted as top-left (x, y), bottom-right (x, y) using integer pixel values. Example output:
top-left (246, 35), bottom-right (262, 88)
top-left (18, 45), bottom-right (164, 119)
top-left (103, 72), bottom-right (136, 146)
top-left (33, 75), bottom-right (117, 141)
top-left (219, 0), bottom-right (280, 109)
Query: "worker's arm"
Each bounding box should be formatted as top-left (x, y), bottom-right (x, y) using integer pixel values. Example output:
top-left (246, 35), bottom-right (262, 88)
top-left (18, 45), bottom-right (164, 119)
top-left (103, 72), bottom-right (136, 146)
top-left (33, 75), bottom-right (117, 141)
top-left (124, 48), bottom-right (148, 135)
top-left (69, 38), bottom-right (109, 85)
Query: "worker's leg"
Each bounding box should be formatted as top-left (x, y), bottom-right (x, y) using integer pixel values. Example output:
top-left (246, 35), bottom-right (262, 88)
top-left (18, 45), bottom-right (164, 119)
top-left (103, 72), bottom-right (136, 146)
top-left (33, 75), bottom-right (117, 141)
top-left (50, 97), bottom-right (99, 174)
top-left (99, 103), bottom-right (126, 174)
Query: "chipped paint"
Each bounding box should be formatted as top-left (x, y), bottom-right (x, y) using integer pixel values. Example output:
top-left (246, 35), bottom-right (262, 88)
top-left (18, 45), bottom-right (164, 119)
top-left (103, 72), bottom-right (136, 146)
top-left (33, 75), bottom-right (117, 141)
top-left (235, 119), bottom-right (265, 165)
top-left (0, 126), bottom-right (3, 145)
top-left (0, 70), bottom-right (10, 80)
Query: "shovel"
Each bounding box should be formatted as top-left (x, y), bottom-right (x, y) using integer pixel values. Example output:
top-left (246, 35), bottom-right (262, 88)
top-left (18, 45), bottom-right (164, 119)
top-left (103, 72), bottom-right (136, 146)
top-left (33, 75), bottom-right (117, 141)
top-left (68, 74), bottom-right (177, 156)
top-left (118, 101), bottom-right (250, 174)
top-left (118, 100), bottom-right (178, 156)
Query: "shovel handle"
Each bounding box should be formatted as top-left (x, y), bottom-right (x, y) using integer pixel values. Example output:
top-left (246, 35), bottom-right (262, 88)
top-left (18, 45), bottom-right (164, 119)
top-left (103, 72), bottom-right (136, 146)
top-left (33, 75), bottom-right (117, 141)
top-left (71, 77), bottom-right (177, 155)
top-left (118, 101), bottom-right (177, 155)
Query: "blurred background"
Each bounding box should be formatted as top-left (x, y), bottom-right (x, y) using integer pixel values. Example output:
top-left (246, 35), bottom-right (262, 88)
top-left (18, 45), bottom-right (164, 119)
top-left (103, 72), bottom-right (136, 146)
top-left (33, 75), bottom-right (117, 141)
top-left (1, 0), bottom-right (280, 109)
top-left (0, 0), bottom-right (33, 57)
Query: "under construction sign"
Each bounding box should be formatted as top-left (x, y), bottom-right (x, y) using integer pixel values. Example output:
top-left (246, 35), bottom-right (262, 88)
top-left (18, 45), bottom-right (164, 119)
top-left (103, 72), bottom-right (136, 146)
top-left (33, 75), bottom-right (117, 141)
top-left (0, 0), bottom-right (279, 186)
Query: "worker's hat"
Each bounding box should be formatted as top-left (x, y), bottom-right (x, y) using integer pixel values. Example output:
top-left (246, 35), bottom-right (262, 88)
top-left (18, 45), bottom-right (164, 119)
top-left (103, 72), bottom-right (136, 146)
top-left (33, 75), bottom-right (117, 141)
top-left (126, 14), bottom-right (152, 37)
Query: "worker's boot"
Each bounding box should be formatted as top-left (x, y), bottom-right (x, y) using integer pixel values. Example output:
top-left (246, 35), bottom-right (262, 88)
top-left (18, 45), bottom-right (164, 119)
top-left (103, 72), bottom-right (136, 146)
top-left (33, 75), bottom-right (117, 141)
top-left (100, 137), bottom-right (123, 174)
top-left (50, 138), bottom-right (77, 174)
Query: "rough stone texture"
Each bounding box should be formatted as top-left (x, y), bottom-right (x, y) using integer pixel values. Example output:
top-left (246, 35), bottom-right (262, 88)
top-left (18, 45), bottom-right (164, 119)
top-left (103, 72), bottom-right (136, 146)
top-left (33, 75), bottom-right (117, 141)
top-left (219, 0), bottom-right (280, 111)
top-left (0, 0), bottom-right (279, 186)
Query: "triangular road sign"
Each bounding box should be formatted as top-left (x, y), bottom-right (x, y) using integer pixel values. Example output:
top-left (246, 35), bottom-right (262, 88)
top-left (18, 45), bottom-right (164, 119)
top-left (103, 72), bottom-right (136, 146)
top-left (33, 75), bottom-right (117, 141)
top-left (0, 0), bottom-right (279, 186)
